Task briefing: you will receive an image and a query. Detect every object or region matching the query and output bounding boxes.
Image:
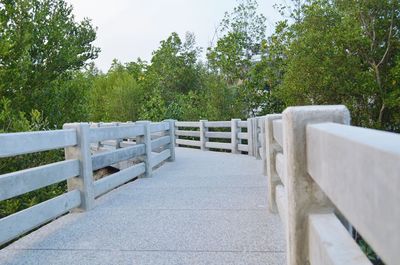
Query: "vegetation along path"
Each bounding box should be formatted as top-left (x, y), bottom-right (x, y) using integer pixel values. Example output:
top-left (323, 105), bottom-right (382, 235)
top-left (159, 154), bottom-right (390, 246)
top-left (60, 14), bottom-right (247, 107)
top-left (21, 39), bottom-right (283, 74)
top-left (0, 147), bottom-right (285, 265)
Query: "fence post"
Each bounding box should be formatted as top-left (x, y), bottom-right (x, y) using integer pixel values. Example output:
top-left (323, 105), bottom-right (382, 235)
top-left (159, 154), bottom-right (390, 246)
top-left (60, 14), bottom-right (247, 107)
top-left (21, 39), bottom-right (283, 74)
top-left (200, 120), bottom-right (208, 151)
top-left (115, 122), bottom-right (122, 149)
top-left (63, 123), bottom-right (94, 211)
top-left (282, 105), bottom-right (350, 265)
top-left (264, 114), bottom-right (282, 213)
top-left (247, 118), bottom-right (253, 156)
top-left (253, 118), bottom-right (258, 157)
top-left (136, 121), bottom-right (152, 177)
top-left (259, 116), bottom-right (267, 173)
top-left (231, 119), bottom-right (240, 154)
top-left (255, 118), bottom-right (261, 160)
top-left (98, 122), bottom-right (104, 149)
top-left (164, 119), bottom-right (176, 161)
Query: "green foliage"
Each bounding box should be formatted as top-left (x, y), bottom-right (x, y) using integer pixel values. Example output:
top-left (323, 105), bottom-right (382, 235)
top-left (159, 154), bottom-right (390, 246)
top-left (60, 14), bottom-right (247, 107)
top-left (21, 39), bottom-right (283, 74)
top-left (89, 60), bottom-right (145, 122)
top-left (0, 0), bottom-right (99, 127)
top-left (88, 31), bottom-right (244, 122)
top-left (0, 98), bottom-right (65, 218)
top-left (139, 88), bottom-right (167, 121)
top-left (0, 0), bottom-right (96, 219)
top-left (207, 0), bottom-right (266, 83)
top-left (147, 32), bottom-right (203, 100)
top-left (356, 236), bottom-right (384, 265)
top-left (267, 0), bottom-right (400, 131)
top-left (206, 0), bottom-right (272, 115)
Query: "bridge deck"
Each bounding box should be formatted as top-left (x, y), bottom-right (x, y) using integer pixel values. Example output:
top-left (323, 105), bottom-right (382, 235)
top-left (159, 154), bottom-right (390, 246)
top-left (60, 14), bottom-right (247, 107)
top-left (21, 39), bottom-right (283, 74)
top-left (0, 147), bottom-right (285, 265)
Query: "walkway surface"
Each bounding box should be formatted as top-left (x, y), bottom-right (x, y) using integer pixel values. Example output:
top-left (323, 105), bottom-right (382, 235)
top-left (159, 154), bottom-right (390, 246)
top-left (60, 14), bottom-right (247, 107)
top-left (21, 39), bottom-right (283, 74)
top-left (0, 148), bottom-right (285, 265)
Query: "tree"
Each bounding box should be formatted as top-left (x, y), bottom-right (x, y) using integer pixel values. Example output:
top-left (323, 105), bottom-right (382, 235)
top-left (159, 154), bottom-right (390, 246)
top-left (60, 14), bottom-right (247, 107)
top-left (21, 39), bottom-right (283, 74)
top-left (89, 60), bottom-right (145, 122)
top-left (0, 0), bottom-right (100, 127)
top-left (272, 0), bottom-right (400, 131)
top-left (146, 32), bottom-right (202, 100)
top-left (207, 0), bottom-right (267, 84)
top-left (337, 0), bottom-right (400, 129)
top-left (207, 0), bottom-right (270, 116)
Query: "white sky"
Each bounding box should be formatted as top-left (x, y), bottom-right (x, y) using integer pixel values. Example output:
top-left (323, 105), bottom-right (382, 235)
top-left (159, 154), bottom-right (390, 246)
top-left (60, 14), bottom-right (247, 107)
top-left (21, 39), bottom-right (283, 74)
top-left (66, 0), bottom-right (285, 72)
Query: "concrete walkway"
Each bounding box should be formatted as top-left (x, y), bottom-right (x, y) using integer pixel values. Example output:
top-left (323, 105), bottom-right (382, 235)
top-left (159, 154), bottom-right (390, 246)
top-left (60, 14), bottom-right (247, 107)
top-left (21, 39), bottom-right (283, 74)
top-left (0, 148), bottom-right (285, 265)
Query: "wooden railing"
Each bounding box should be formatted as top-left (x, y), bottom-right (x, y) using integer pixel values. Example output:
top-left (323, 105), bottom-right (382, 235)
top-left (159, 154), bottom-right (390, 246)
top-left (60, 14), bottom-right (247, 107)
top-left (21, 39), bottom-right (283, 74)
top-left (264, 105), bottom-right (399, 265)
top-left (175, 118), bottom-right (264, 158)
top-left (0, 120), bottom-right (175, 246)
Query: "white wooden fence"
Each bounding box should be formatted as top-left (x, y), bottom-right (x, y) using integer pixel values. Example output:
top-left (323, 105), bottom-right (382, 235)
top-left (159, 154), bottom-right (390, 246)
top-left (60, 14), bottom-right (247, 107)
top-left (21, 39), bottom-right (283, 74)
top-left (0, 120), bottom-right (175, 246)
top-left (264, 105), bottom-right (399, 265)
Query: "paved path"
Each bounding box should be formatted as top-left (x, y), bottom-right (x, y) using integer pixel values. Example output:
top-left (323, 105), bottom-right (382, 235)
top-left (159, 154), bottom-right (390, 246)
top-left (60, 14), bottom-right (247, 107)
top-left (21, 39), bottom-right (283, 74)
top-left (0, 148), bottom-right (285, 265)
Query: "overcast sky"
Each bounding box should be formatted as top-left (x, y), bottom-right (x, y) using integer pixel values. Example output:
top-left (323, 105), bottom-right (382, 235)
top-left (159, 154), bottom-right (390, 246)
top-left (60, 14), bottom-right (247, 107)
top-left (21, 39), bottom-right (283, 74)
top-left (66, 0), bottom-right (285, 72)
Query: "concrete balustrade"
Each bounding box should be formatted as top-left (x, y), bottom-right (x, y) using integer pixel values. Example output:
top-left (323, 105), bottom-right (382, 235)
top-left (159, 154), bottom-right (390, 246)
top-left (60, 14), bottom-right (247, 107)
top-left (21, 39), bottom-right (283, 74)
top-left (264, 105), bottom-right (399, 265)
top-left (0, 120), bottom-right (175, 246)
top-left (1, 106), bottom-right (398, 265)
top-left (174, 118), bottom-right (260, 157)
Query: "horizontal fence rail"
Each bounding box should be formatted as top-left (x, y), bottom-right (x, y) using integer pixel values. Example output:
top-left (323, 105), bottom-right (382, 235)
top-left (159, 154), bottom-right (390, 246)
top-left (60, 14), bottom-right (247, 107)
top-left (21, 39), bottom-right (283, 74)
top-left (0, 119), bottom-right (176, 247)
top-left (94, 163), bottom-right (146, 197)
top-left (0, 160), bottom-right (80, 201)
top-left (0, 129), bottom-right (77, 158)
top-left (0, 190), bottom-right (81, 246)
top-left (89, 124), bottom-right (145, 142)
top-left (91, 144), bottom-right (145, 171)
top-left (175, 130), bottom-right (200, 137)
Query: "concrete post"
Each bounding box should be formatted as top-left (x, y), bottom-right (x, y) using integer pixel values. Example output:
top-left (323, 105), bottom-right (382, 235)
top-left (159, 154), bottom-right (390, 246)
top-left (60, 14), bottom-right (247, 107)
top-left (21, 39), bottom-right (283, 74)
top-left (98, 122), bottom-right (104, 148)
top-left (259, 116), bottom-right (267, 174)
top-left (247, 118), bottom-right (253, 156)
top-left (251, 118), bottom-right (258, 158)
top-left (255, 118), bottom-right (261, 160)
top-left (199, 120), bottom-right (208, 151)
top-left (231, 119), bottom-right (240, 154)
top-left (282, 105), bottom-right (350, 265)
top-left (63, 123), bottom-right (95, 211)
top-left (115, 122), bottom-right (122, 149)
top-left (164, 119), bottom-right (176, 161)
top-left (264, 114), bottom-right (282, 212)
top-left (136, 121), bottom-right (152, 177)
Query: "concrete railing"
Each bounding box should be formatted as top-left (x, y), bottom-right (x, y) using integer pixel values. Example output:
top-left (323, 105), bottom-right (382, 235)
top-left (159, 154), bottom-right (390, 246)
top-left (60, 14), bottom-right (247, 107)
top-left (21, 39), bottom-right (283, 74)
top-left (0, 120), bottom-right (175, 246)
top-left (2, 106), bottom-right (398, 264)
top-left (264, 105), bottom-right (399, 265)
top-left (175, 119), bottom-right (263, 158)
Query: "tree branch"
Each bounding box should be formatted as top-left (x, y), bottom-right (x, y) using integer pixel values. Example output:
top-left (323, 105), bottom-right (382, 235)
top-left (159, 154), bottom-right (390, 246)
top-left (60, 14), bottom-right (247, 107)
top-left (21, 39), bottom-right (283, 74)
top-left (377, 5), bottom-right (395, 68)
